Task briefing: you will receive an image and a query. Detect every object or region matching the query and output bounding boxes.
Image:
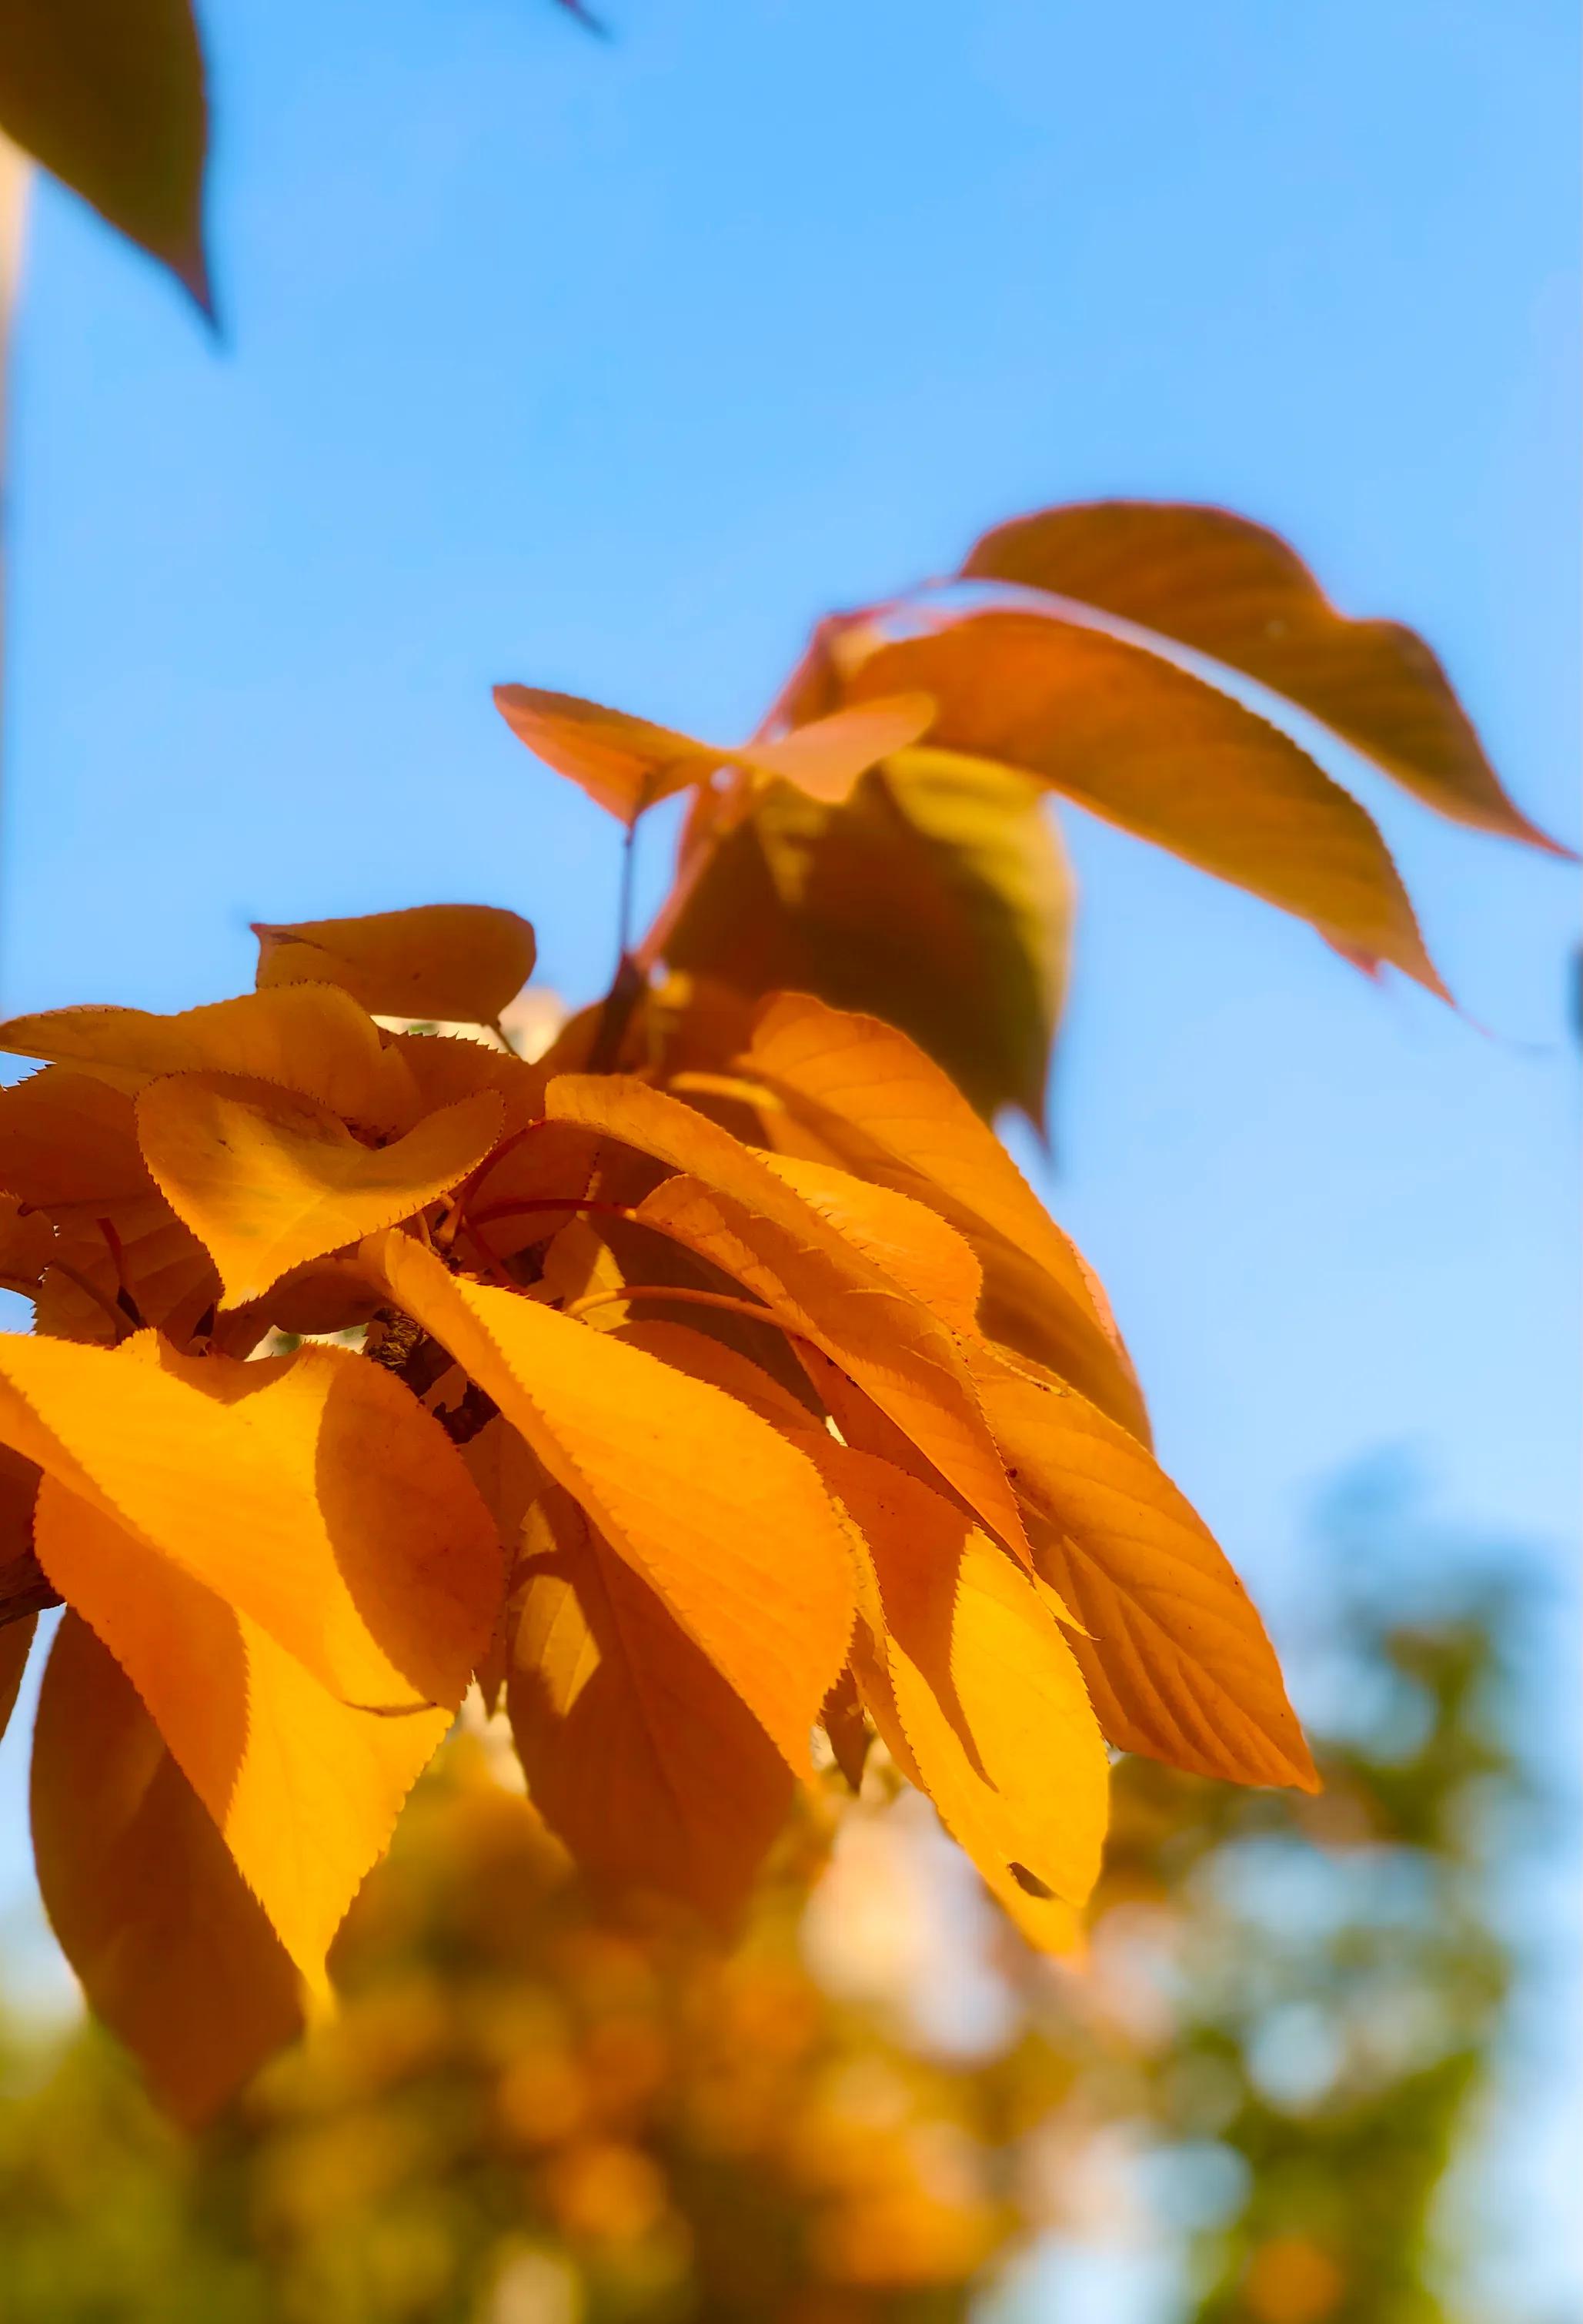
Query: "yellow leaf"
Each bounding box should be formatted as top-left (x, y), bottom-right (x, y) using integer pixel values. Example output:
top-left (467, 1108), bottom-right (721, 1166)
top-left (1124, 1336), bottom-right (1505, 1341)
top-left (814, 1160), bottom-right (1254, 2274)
top-left (31, 1612), bottom-right (303, 2122)
top-left (845, 611), bottom-right (1448, 995)
top-left (546, 1073), bottom-right (1030, 1559)
top-left (968, 1343), bottom-right (1317, 1791)
top-left (368, 1233), bottom-right (855, 1767)
top-left (252, 904), bottom-right (538, 1025)
top-left (833, 1445), bottom-right (1107, 1943)
top-left (35, 1490), bottom-right (450, 1985)
top-left (0, 983), bottom-right (419, 1135)
top-left (0, 1334), bottom-right (500, 1716)
top-left (961, 500), bottom-right (1573, 856)
top-left (135, 1074), bottom-right (504, 1304)
top-left (742, 992), bottom-right (1149, 1439)
top-left (493, 684), bottom-right (934, 824)
top-left (509, 1481), bottom-right (794, 1923)
top-left (757, 1152), bottom-right (984, 1336)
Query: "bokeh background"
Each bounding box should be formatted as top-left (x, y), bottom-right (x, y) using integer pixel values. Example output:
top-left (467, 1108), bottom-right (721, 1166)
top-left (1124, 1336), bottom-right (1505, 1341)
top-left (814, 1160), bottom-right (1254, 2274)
top-left (0, 3), bottom-right (1576, 2319)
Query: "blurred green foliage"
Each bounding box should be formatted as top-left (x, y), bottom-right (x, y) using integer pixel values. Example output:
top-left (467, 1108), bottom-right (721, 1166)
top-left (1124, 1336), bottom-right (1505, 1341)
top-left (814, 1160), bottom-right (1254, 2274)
top-left (0, 1520), bottom-right (1530, 2324)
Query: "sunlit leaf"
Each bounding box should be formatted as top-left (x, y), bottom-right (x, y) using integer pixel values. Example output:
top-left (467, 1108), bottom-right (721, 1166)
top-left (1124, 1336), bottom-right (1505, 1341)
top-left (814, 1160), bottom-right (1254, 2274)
top-left (0, 985), bottom-right (419, 1135)
top-left (31, 1612), bottom-right (303, 2120)
top-left (35, 1488), bottom-right (453, 1984)
top-left (833, 1445), bottom-right (1107, 1944)
top-left (961, 500), bottom-right (1571, 854)
top-left (0, 1334), bottom-right (500, 1717)
top-left (508, 1480), bottom-right (794, 1922)
top-left (494, 683), bottom-right (935, 824)
top-left (135, 1074), bottom-right (504, 1304)
top-left (252, 904), bottom-right (538, 1025)
top-left (369, 1233), bottom-right (856, 1766)
top-left (968, 1343), bottom-right (1317, 1790)
top-left (739, 994), bottom-right (1149, 1438)
top-left (843, 612), bottom-right (1448, 994)
top-left (665, 751), bottom-right (1072, 1121)
top-left (546, 1074), bottom-right (1030, 1557)
top-left (0, 0), bottom-right (209, 310)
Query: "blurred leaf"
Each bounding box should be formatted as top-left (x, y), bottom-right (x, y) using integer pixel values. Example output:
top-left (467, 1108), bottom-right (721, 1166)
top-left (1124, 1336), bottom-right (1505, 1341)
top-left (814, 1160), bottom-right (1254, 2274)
top-left (962, 500), bottom-right (1571, 854)
top-left (664, 751), bottom-right (1072, 1122)
top-left (0, 0), bottom-right (209, 311)
top-left (845, 613), bottom-right (1448, 995)
top-left (495, 682), bottom-right (934, 823)
top-left (31, 1611), bottom-right (302, 2123)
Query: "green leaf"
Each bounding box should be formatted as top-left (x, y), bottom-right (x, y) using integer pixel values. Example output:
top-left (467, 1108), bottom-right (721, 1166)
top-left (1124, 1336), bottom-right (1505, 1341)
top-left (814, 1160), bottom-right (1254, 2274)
top-left (664, 749), bottom-right (1071, 1125)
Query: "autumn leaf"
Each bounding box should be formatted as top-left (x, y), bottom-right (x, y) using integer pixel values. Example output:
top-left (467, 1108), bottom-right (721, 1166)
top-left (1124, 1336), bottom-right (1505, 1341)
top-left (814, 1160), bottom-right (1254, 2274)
top-left (833, 1445), bottom-right (1107, 1945)
top-left (252, 904), bottom-right (537, 1026)
top-left (731, 993), bottom-right (1148, 1439)
top-left (960, 500), bottom-right (1571, 855)
top-left (968, 1343), bottom-right (1317, 1791)
top-left (368, 1232), bottom-right (857, 1766)
top-left (0, 984), bottom-right (420, 1135)
top-left (494, 683), bottom-right (935, 824)
top-left (0, 0), bottom-right (210, 312)
top-left (545, 1072), bottom-right (1030, 1556)
top-left (664, 751), bottom-right (1071, 1122)
top-left (508, 1480), bottom-right (795, 1923)
top-left (31, 1612), bottom-right (304, 2121)
top-left (135, 1073), bottom-right (505, 1305)
top-left (0, 1068), bottom-right (159, 1206)
top-left (0, 1334), bottom-right (500, 1716)
top-left (842, 612), bottom-right (1447, 995)
top-left (35, 1482), bottom-right (456, 1984)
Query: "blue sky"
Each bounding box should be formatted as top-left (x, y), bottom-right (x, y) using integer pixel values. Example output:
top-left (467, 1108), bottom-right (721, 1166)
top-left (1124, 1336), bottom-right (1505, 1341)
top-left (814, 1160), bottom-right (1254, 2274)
top-left (0, 0), bottom-right (1577, 2307)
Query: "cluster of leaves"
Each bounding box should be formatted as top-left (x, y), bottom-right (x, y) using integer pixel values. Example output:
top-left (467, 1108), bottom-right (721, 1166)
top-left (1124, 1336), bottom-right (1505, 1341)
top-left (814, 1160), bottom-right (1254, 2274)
top-left (0, 498), bottom-right (1563, 2129)
top-left (0, 1540), bottom-right (1528, 2324)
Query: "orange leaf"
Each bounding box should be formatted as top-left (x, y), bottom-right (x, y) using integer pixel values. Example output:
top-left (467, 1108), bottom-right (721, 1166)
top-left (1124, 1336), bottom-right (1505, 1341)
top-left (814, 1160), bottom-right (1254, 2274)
top-left (969, 1343), bottom-right (1317, 1791)
top-left (845, 611), bottom-right (1448, 995)
top-left (252, 904), bottom-right (537, 1025)
top-left (368, 1233), bottom-right (856, 1767)
top-left (962, 501), bottom-right (1572, 855)
top-left (494, 682), bottom-right (935, 823)
top-left (135, 1074), bottom-right (504, 1304)
top-left (546, 1073), bottom-right (1029, 1558)
top-left (509, 1481), bottom-right (794, 1923)
top-left (31, 1612), bottom-right (304, 2122)
top-left (757, 1152), bottom-right (983, 1336)
top-left (740, 994), bottom-right (1150, 1440)
top-left (35, 1486), bottom-right (452, 1985)
top-left (0, 1068), bottom-right (155, 1205)
top-left (833, 1446), bottom-right (1107, 1945)
top-left (0, 984), bottom-right (419, 1135)
top-left (0, 1334), bottom-right (500, 1717)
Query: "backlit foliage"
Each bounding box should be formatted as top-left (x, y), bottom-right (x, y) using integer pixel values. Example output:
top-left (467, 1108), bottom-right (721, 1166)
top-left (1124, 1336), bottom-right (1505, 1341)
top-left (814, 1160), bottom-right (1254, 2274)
top-left (0, 501), bottom-right (1563, 2125)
